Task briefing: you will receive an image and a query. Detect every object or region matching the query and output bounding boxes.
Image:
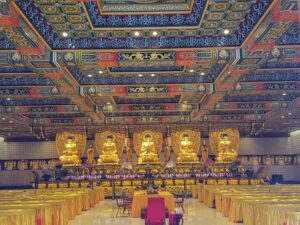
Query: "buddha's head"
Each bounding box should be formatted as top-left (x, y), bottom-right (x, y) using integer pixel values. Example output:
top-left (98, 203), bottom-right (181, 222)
top-left (182, 133), bottom-right (189, 141)
top-left (144, 134), bottom-right (152, 142)
top-left (67, 136), bottom-right (75, 144)
top-left (106, 135), bottom-right (113, 143)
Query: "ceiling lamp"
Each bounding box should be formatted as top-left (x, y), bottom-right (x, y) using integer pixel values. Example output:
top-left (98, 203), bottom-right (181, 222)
top-left (138, 74), bottom-right (143, 77)
top-left (151, 73), bottom-right (156, 77)
top-left (9, 120), bottom-right (13, 123)
top-left (134, 31), bottom-right (140, 36)
top-left (281, 115), bottom-right (285, 118)
top-left (288, 112), bottom-right (292, 115)
top-left (6, 98), bottom-right (11, 101)
top-left (62, 32), bottom-right (69, 37)
top-left (88, 74), bottom-right (93, 77)
top-left (152, 31), bottom-right (158, 36)
top-left (189, 69), bottom-right (194, 72)
top-left (200, 72), bottom-right (205, 75)
top-left (223, 29), bottom-right (230, 35)
top-left (282, 93), bottom-right (286, 96)
top-left (98, 70), bottom-right (103, 74)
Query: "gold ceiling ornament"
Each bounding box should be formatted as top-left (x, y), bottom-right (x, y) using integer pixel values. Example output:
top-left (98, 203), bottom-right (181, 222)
top-left (209, 128), bottom-right (240, 163)
top-left (95, 131), bottom-right (125, 164)
top-left (133, 130), bottom-right (162, 164)
top-left (171, 129), bottom-right (200, 163)
top-left (56, 131), bottom-right (86, 166)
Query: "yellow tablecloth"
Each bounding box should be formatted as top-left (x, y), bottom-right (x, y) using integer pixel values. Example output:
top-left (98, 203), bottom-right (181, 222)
top-left (0, 209), bottom-right (36, 225)
top-left (0, 188), bottom-right (105, 225)
top-left (201, 184), bottom-right (300, 225)
top-left (287, 212), bottom-right (300, 225)
top-left (131, 190), bottom-right (175, 218)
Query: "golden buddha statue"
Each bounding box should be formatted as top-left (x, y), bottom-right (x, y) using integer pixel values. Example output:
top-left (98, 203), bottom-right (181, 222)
top-left (59, 136), bottom-right (81, 166)
top-left (138, 134), bottom-right (159, 164)
top-left (216, 133), bottom-right (237, 163)
top-left (177, 133), bottom-right (198, 163)
top-left (97, 135), bottom-right (119, 164)
top-left (87, 144), bottom-right (95, 165)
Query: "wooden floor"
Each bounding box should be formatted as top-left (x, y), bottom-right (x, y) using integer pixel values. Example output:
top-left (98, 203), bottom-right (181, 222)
top-left (68, 199), bottom-right (241, 225)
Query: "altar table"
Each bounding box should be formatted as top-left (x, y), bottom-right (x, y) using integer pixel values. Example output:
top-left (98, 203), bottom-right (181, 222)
top-left (131, 190), bottom-right (175, 218)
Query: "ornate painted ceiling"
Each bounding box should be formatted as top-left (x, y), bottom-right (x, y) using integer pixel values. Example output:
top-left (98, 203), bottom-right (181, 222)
top-left (0, 0), bottom-right (299, 140)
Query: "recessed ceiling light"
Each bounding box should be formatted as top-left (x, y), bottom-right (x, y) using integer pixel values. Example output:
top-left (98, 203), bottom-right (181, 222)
top-left (6, 98), bottom-right (11, 101)
top-left (2, 118), bottom-right (5, 121)
top-left (98, 70), bottom-right (103, 74)
top-left (282, 93), bottom-right (286, 96)
top-left (200, 72), bottom-right (205, 75)
top-left (152, 31), bottom-right (158, 36)
top-left (151, 73), bottom-right (155, 77)
top-left (9, 120), bottom-right (13, 123)
top-left (88, 74), bottom-right (93, 77)
top-left (138, 74), bottom-right (143, 77)
top-left (62, 32), bottom-right (68, 37)
top-left (106, 102), bottom-right (111, 105)
top-left (134, 31), bottom-right (140, 36)
top-left (223, 29), bottom-right (230, 35)
top-left (281, 115), bottom-right (285, 118)
top-left (189, 69), bottom-right (194, 72)
top-left (288, 112), bottom-right (292, 115)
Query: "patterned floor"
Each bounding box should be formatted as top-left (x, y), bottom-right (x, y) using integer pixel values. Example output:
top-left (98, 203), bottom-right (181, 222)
top-left (68, 199), bottom-right (241, 225)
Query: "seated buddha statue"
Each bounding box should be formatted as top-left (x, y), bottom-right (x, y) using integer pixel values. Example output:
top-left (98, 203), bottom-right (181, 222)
top-left (177, 133), bottom-right (198, 163)
top-left (59, 136), bottom-right (81, 166)
top-left (216, 133), bottom-right (237, 163)
top-left (138, 134), bottom-right (159, 164)
top-left (97, 135), bottom-right (119, 164)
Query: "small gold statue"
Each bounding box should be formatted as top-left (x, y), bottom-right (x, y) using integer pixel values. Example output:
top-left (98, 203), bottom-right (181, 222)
top-left (97, 135), bottom-right (120, 164)
top-left (216, 133), bottom-right (237, 163)
top-left (138, 134), bottom-right (159, 164)
top-left (59, 136), bottom-right (81, 166)
top-left (87, 144), bottom-right (95, 165)
top-left (177, 133), bottom-right (198, 163)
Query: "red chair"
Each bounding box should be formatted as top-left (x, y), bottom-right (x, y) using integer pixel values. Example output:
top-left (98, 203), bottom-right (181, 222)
top-left (145, 197), bottom-right (166, 225)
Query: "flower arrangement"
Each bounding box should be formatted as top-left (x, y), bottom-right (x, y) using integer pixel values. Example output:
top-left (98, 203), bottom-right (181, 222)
top-left (230, 160), bottom-right (241, 177)
top-left (165, 161), bottom-right (176, 174)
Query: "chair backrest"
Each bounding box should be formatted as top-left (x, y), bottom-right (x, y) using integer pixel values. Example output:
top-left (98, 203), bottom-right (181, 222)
top-left (146, 197), bottom-right (166, 221)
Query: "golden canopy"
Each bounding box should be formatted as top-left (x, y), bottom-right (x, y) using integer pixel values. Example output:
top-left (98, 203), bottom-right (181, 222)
top-left (55, 131), bottom-right (86, 157)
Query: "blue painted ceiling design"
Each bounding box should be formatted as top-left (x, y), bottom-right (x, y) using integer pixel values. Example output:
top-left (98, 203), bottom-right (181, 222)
top-left (27, 113), bottom-right (85, 118)
top-left (239, 72), bottom-right (300, 82)
top-left (0, 0), bottom-right (299, 136)
top-left (109, 66), bottom-right (184, 73)
top-left (15, 0), bottom-right (273, 49)
top-left (103, 111), bottom-right (191, 117)
top-left (0, 98), bottom-right (72, 106)
top-left (223, 93), bottom-right (300, 102)
top-left (0, 77), bottom-right (54, 86)
top-left (114, 95), bottom-right (181, 104)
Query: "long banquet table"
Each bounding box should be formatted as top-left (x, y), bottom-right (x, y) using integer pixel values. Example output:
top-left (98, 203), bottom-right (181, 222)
top-left (0, 187), bottom-right (105, 225)
top-left (131, 190), bottom-right (175, 218)
top-left (200, 184), bottom-right (300, 225)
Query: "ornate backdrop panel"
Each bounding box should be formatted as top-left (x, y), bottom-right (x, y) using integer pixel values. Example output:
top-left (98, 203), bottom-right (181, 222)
top-left (133, 130), bottom-right (163, 155)
top-left (55, 131), bottom-right (86, 157)
top-left (209, 128), bottom-right (240, 155)
top-left (171, 128), bottom-right (201, 156)
top-left (95, 131), bottom-right (125, 157)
